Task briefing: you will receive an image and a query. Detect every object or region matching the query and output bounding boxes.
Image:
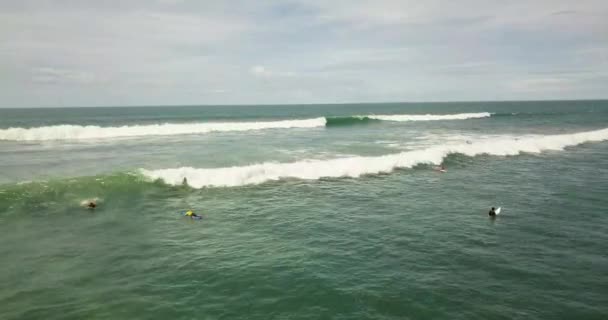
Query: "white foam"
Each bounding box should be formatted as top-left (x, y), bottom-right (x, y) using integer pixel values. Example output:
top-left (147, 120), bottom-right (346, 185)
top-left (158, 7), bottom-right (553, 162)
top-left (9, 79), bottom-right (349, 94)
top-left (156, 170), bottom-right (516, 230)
top-left (0, 113), bottom-right (493, 141)
top-left (141, 128), bottom-right (608, 188)
top-left (80, 197), bottom-right (100, 206)
top-left (0, 118), bottom-right (327, 141)
top-left (368, 112), bottom-right (491, 121)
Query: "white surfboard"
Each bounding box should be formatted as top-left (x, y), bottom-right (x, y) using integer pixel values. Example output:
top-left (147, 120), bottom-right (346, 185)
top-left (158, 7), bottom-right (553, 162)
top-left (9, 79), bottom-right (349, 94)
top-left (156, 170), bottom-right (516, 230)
top-left (495, 207), bottom-right (501, 215)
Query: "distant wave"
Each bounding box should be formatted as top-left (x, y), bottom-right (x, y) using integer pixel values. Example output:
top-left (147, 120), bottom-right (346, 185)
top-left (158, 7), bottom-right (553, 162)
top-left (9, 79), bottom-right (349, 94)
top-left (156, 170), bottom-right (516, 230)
top-left (367, 112), bottom-right (492, 122)
top-left (141, 128), bottom-right (608, 188)
top-left (324, 116), bottom-right (379, 126)
top-left (0, 112), bottom-right (491, 141)
top-left (325, 112), bottom-right (491, 127)
top-left (0, 118), bottom-right (327, 141)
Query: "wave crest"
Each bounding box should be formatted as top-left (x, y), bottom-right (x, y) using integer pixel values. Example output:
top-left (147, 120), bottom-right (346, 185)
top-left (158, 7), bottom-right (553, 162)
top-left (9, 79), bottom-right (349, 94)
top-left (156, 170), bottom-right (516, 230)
top-left (368, 112), bottom-right (491, 121)
top-left (0, 118), bottom-right (327, 141)
top-left (325, 112), bottom-right (492, 127)
top-left (0, 112), bottom-right (493, 141)
top-left (325, 116), bottom-right (378, 126)
top-left (141, 128), bottom-right (608, 188)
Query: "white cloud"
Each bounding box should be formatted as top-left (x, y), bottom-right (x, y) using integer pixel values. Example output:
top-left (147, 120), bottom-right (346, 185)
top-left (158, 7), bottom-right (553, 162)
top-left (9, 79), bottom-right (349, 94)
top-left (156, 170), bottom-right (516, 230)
top-left (251, 65), bottom-right (266, 76)
top-left (510, 77), bottom-right (574, 92)
top-left (0, 0), bottom-right (607, 107)
top-left (250, 65), bottom-right (296, 78)
top-left (31, 67), bottom-right (97, 85)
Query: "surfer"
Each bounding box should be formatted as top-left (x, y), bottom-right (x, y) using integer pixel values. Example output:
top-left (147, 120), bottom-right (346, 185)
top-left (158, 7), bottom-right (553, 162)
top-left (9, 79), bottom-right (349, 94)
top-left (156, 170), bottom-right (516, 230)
top-left (182, 177), bottom-right (188, 186)
top-left (185, 210), bottom-right (199, 218)
top-left (87, 201), bottom-right (96, 209)
top-left (488, 207), bottom-right (497, 217)
top-left (435, 164), bottom-right (447, 172)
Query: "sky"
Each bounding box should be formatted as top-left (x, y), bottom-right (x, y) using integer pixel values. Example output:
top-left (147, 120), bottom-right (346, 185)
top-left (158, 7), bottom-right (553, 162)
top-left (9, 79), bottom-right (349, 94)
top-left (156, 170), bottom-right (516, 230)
top-left (1, 0), bottom-right (607, 108)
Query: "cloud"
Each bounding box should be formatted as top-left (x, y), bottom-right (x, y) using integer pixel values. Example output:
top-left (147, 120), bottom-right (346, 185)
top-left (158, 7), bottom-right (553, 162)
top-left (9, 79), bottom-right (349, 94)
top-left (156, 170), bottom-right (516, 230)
top-left (510, 77), bottom-right (575, 92)
top-left (0, 0), bottom-right (607, 107)
top-left (250, 65), bottom-right (296, 78)
top-left (31, 67), bottom-right (97, 85)
top-left (551, 10), bottom-right (578, 16)
top-left (250, 65), bottom-right (267, 76)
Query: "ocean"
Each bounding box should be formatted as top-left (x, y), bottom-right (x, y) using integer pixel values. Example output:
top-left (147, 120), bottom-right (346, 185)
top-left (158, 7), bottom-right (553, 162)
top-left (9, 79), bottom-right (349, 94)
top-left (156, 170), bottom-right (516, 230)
top-left (1, 101), bottom-right (607, 319)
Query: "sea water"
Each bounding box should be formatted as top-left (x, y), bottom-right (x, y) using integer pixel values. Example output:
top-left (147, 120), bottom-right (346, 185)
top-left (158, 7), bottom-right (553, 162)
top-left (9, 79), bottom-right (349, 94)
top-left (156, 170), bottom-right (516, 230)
top-left (1, 101), bottom-right (607, 319)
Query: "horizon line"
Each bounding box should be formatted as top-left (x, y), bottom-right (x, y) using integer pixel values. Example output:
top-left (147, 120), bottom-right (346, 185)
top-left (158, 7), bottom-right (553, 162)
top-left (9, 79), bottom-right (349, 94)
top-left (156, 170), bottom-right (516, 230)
top-left (1, 98), bottom-right (607, 110)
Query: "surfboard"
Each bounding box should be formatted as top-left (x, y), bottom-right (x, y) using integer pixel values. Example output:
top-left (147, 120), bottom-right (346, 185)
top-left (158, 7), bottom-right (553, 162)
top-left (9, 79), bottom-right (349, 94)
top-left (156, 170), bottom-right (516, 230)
top-left (495, 207), bottom-right (501, 215)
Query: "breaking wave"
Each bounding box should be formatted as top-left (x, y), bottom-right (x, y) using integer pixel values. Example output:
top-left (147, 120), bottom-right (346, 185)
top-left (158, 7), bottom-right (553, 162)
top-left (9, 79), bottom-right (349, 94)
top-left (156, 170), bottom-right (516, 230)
top-left (325, 112), bottom-right (491, 127)
top-left (0, 112), bottom-right (492, 141)
top-left (0, 118), bottom-right (327, 141)
top-left (367, 112), bottom-right (491, 122)
top-left (141, 128), bottom-right (608, 188)
top-left (325, 116), bottom-right (379, 126)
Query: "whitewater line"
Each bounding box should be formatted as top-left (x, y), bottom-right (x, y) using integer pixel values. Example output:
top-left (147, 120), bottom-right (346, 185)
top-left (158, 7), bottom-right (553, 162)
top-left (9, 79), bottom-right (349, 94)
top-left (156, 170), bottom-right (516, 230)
top-left (0, 112), bottom-right (494, 141)
top-left (141, 128), bottom-right (608, 188)
top-left (367, 112), bottom-right (491, 121)
top-left (0, 118), bottom-right (327, 141)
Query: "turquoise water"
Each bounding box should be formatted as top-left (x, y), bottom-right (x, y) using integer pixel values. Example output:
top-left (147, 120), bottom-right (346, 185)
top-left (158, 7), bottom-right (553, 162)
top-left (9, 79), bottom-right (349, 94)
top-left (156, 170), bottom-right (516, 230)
top-left (1, 101), bottom-right (607, 319)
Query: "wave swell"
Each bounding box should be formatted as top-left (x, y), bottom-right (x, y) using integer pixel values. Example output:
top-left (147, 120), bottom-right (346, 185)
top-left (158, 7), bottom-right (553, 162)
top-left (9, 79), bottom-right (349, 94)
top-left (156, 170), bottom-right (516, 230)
top-left (367, 112), bottom-right (491, 122)
top-left (0, 112), bottom-right (491, 141)
top-left (324, 112), bottom-right (491, 127)
top-left (141, 128), bottom-right (608, 188)
top-left (0, 118), bottom-right (327, 141)
top-left (325, 116), bottom-right (379, 126)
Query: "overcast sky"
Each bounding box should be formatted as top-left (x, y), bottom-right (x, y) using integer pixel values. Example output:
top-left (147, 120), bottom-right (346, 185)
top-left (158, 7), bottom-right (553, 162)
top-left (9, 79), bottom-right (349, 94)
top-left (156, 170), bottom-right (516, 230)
top-left (1, 0), bottom-right (607, 107)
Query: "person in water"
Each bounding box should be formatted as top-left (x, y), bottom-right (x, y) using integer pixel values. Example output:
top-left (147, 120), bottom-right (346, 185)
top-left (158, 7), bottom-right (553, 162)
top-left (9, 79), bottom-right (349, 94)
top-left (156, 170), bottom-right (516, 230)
top-left (87, 201), bottom-right (96, 209)
top-left (182, 177), bottom-right (188, 186)
top-left (185, 210), bottom-right (199, 218)
top-left (488, 207), bottom-right (497, 217)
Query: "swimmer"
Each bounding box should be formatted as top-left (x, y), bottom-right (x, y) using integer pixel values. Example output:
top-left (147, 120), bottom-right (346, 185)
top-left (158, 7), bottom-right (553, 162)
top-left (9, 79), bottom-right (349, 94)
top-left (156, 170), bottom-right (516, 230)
top-left (87, 201), bottom-right (96, 209)
top-left (488, 207), bottom-right (497, 217)
top-left (185, 210), bottom-right (199, 218)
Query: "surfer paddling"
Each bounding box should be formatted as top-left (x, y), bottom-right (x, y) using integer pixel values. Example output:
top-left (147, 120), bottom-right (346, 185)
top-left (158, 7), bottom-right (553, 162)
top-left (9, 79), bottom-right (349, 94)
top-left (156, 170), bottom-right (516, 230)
top-left (488, 207), bottom-right (497, 217)
top-left (185, 210), bottom-right (199, 219)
